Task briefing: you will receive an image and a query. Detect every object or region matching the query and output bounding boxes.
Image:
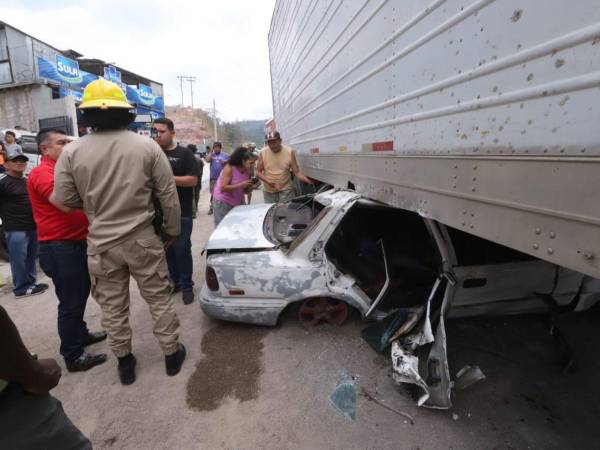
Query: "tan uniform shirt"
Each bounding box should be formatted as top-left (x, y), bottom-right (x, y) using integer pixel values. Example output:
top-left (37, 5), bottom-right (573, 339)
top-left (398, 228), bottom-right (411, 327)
top-left (54, 130), bottom-right (180, 255)
top-left (260, 144), bottom-right (293, 193)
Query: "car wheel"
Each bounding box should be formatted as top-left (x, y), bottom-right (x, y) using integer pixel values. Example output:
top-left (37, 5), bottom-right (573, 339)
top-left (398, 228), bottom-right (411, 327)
top-left (298, 297), bottom-right (349, 327)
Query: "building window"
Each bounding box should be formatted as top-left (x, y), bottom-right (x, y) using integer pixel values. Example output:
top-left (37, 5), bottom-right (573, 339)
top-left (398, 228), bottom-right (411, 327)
top-left (0, 61), bottom-right (12, 84)
top-left (51, 86), bottom-right (60, 99)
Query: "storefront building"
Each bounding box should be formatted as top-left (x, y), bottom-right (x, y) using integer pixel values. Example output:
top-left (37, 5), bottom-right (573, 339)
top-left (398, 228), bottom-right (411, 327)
top-left (0, 21), bottom-right (164, 136)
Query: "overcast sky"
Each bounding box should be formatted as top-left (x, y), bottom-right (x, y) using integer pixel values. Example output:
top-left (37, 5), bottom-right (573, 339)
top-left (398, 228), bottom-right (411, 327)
top-left (1, 0), bottom-right (277, 121)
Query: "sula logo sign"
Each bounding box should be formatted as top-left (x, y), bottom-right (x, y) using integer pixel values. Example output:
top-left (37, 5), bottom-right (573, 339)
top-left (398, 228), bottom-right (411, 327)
top-left (55, 55), bottom-right (82, 84)
top-left (138, 83), bottom-right (155, 106)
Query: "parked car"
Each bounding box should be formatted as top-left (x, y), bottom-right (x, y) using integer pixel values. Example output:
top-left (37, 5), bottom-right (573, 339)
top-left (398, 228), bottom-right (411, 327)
top-left (201, 189), bottom-right (600, 327)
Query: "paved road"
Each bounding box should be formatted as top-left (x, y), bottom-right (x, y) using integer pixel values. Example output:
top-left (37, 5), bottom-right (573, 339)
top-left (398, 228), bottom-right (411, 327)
top-left (1, 186), bottom-right (599, 449)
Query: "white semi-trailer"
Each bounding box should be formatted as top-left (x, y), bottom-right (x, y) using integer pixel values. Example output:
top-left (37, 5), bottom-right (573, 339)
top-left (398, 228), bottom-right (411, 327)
top-left (267, 0), bottom-right (600, 408)
top-left (268, 0), bottom-right (600, 279)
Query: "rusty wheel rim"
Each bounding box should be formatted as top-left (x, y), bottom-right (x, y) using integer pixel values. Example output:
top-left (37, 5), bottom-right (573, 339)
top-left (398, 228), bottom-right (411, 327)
top-left (298, 298), bottom-right (349, 327)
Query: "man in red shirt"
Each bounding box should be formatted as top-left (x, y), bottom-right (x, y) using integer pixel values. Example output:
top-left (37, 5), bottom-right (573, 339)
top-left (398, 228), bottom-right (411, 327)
top-left (27, 129), bottom-right (107, 373)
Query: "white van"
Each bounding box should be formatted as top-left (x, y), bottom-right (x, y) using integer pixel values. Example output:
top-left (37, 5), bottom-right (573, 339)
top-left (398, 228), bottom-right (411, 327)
top-left (2, 129), bottom-right (77, 175)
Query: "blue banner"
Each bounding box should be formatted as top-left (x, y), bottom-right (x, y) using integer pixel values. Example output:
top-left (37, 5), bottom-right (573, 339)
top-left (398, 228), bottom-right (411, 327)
top-left (135, 106), bottom-right (164, 119)
top-left (37, 55), bottom-right (164, 113)
top-left (37, 55), bottom-right (98, 90)
top-left (58, 86), bottom-right (83, 102)
top-left (125, 85), bottom-right (164, 112)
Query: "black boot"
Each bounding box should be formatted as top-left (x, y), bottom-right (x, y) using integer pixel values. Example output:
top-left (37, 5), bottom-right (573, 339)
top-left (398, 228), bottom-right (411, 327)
top-left (118, 353), bottom-right (137, 385)
top-left (165, 344), bottom-right (186, 376)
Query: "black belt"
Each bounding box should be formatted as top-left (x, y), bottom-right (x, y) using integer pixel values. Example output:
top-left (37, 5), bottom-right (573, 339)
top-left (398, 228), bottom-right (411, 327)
top-left (39, 240), bottom-right (86, 246)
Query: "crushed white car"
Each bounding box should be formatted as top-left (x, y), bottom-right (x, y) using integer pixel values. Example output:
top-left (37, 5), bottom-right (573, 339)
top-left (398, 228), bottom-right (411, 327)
top-left (201, 189), bottom-right (600, 407)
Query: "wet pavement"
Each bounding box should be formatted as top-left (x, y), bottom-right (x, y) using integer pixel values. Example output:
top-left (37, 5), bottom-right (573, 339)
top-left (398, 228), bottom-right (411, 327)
top-left (186, 323), bottom-right (269, 411)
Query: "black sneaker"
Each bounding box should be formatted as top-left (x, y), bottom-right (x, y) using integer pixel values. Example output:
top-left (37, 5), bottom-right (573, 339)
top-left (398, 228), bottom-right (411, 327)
top-left (84, 330), bottom-right (108, 346)
top-left (36, 283), bottom-right (49, 290)
top-left (165, 344), bottom-right (186, 376)
top-left (66, 352), bottom-right (107, 372)
top-left (15, 285), bottom-right (47, 298)
top-left (118, 353), bottom-right (137, 385)
top-left (182, 289), bottom-right (194, 305)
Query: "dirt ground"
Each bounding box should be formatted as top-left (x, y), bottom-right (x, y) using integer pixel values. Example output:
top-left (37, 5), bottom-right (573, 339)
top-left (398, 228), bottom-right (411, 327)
top-left (1, 185), bottom-right (599, 450)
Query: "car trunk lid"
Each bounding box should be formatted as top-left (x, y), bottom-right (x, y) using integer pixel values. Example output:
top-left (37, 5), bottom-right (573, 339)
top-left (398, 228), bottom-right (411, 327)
top-left (204, 203), bottom-right (276, 252)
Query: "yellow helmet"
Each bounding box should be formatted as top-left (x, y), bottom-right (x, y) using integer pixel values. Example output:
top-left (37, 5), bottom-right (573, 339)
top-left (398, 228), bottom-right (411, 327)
top-left (79, 78), bottom-right (133, 110)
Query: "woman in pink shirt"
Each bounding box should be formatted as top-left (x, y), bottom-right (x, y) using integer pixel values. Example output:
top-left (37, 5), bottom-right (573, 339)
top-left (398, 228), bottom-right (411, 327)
top-left (212, 147), bottom-right (258, 225)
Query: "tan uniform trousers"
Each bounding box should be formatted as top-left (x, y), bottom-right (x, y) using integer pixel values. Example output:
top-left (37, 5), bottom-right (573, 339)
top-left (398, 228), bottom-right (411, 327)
top-left (87, 226), bottom-right (180, 358)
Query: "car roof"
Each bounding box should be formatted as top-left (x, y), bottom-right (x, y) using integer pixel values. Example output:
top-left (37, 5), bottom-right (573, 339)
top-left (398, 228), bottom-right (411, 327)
top-left (1, 128), bottom-right (36, 139)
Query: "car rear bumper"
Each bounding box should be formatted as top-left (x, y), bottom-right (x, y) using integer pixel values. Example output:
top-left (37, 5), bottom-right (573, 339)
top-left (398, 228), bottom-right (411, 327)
top-left (200, 284), bottom-right (288, 326)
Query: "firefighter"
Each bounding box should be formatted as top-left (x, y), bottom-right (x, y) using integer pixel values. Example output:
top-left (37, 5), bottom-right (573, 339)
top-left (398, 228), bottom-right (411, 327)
top-left (53, 79), bottom-right (186, 385)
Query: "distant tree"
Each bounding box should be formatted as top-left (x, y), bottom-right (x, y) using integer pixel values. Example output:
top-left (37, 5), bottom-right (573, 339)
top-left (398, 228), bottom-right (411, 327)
top-left (222, 122), bottom-right (242, 149)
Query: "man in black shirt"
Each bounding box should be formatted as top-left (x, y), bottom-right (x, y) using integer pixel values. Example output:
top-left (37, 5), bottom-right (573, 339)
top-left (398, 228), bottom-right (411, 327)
top-left (187, 144), bottom-right (204, 219)
top-left (0, 147), bottom-right (48, 298)
top-left (153, 118), bottom-right (198, 305)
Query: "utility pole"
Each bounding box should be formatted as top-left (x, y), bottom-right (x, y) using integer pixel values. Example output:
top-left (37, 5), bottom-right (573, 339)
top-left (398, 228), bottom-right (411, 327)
top-left (176, 76), bottom-right (185, 106)
top-left (200, 101), bottom-right (220, 142)
top-left (187, 77), bottom-right (196, 109)
top-left (213, 99), bottom-right (218, 141)
top-left (176, 75), bottom-right (196, 107)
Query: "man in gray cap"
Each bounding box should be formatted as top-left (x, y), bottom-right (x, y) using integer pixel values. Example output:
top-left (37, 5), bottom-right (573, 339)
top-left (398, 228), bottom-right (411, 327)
top-left (0, 146), bottom-right (48, 297)
top-left (257, 131), bottom-right (313, 203)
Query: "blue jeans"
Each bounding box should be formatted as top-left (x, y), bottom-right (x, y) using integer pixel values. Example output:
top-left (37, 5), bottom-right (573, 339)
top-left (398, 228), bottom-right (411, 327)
top-left (5, 230), bottom-right (38, 295)
top-left (166, 216), bottom-right (194, 291)
top-left (39, 241), bottom-right (90, 362)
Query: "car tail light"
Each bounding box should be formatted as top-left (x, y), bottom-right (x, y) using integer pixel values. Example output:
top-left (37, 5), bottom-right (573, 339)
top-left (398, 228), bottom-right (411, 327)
top-left (229, 289), bottom-right (245, 296)
top-left (206, 266), bottom-right (219, 291)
